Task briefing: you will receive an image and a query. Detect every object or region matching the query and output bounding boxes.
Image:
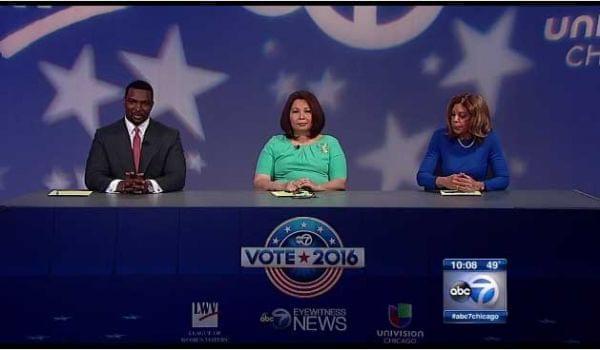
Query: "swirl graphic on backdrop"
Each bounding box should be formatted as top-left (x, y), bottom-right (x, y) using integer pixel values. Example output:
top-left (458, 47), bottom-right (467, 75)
top-left (0, 6), bottom-right (127, 58)
top-left (2, 6), bottom-right (442, 58)
top-left (245, 6), bottom-right (443, 49)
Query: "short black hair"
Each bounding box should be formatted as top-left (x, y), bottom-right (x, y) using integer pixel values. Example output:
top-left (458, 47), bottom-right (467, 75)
top-left (124, 80), bottom-right (154, 100)
top-left (280, 90), bottom-right (325, 139)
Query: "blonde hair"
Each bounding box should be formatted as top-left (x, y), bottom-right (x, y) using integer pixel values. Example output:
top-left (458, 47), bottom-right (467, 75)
top-left (446, 93), bottom-right (492, 143)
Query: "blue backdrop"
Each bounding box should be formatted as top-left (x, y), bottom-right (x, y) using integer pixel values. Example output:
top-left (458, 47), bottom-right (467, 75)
top-left (1, 5), bottom-right (598, 200)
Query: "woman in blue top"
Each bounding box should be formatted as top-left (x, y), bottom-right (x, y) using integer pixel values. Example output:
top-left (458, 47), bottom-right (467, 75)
top-left (417, 93), bottom-right (509, 192)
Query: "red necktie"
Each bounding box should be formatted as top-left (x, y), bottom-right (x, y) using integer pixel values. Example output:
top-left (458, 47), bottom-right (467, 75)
top-left (132, 127), bottom-right (141, 173)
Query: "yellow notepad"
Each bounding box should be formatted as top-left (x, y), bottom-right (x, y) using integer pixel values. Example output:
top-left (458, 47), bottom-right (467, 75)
top-left (48, 189), bottom-right (93, 197)
top-left (270, 190), bottom-right (314, 198)
top-left (440, 189), bottom-right (482, 196)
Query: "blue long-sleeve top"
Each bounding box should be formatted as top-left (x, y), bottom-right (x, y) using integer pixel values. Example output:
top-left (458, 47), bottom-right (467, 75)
top-left (416, 128), bottom-right (510, 191)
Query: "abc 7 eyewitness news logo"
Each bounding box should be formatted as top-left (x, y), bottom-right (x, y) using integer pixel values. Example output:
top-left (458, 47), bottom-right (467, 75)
top-left (241, 217), bottom-right (365, 298)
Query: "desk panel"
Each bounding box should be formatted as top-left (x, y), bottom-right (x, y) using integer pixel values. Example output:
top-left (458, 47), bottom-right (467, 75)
top-left (0, 191), bottom-right (598, 346)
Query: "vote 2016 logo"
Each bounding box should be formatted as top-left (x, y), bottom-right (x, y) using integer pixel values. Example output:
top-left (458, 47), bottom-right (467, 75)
top-left (241, 217), bottom-right (365, 298)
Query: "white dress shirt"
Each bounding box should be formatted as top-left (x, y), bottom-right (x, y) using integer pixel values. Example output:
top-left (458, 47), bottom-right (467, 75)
top-left (106, 117), bottom-right (163, 193)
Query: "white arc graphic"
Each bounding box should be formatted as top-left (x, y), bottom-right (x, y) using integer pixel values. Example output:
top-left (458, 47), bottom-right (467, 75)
top-left (0, 6), bottom-right (127, 58)
top-left (244, 6), bottom-right (301, 17)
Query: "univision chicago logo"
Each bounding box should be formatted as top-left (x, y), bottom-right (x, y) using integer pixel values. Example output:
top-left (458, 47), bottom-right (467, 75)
top-left (377, 303), bottom-right (424, 344)
top-left (449, 275), bottom-right (499, 305)
top-left (389, 303), bottom-right (412, 328)
top-left (241, 217), bottom-right (365, 298)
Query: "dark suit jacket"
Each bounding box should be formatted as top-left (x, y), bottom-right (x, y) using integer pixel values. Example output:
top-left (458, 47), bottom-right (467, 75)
top-left (85, 118), bottom-right (186, 192)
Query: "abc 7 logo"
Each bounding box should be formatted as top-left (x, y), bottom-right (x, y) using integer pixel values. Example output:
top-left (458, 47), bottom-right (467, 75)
top-left (271, 308), bottom-right (292, 329)
top-left (260, 308), bottom-right (292, 329)
top-left (448, 275), bottom-right (500, 305)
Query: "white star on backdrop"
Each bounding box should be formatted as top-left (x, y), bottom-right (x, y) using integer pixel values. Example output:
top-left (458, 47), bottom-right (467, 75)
top-left (422, 53), bottom-right (442, 75)
top-left (73, 166), bottom-right (86, 189)
top-left (120, 25), bottom-right (229, 141)
top-left (357, 114), bottom-right (432, 190)
top-left (538, 318), bottom-right (557, 325)
top-left (122, 314), bottom-right (141, 320)
top-left (509, 156), bottom-right (527, 177)
top-left (270, 71), bottom-right (299, 102)
top-left (186, 151), bottom-right (207, 175)
top-left (440, 9), bottom-right (532, 109)
top-left (484, 337), bottom-right (502, 342)
top-left (262, 38), bottom-right (279, 58)
top-left (43, 167), bottom-right (72, 189)
top-left (105, 334), bottom-right (126, 339)
top-left (0, 167), bottom-right (9, 190)
top-left (308, 69), bottom-right (346, 111)
top-left (39, 45), bottom-right (121, 137)
top-left (27, 336), bottom-right (50, 341)
top-left (52, 316), bottom-right (71, 322)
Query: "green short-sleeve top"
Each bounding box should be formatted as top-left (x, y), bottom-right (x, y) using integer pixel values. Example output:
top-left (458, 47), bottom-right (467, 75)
top-left (255, 134), bottom-right (347, 184)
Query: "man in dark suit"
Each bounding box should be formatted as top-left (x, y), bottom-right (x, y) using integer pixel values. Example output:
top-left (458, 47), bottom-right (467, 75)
top-left (85, 80), bottom-right (186, 193)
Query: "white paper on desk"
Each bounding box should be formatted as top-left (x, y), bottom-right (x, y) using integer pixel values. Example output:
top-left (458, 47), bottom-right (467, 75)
top-left (270, 190), bottom-right (313, 198)
top-left (48, 189), bottom-right (93, 196)
top-left (440, 190), bottom-right (482, 196)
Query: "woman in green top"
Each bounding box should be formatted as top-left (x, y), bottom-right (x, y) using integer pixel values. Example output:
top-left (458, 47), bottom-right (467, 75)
top-left (254, 90), bottom-right (347, 192)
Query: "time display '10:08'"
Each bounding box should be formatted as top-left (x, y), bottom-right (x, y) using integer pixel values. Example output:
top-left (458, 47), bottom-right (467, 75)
top-left (448, 260), bottom-right (502, 270)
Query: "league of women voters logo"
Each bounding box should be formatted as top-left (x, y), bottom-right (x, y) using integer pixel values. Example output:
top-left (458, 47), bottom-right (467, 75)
top-left (241, 217), bottom-right (365, 298)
